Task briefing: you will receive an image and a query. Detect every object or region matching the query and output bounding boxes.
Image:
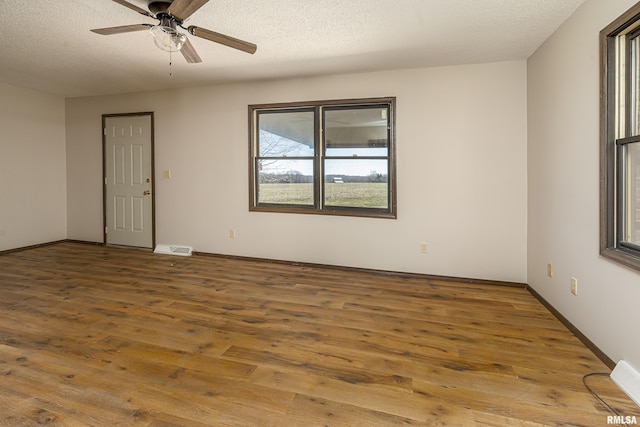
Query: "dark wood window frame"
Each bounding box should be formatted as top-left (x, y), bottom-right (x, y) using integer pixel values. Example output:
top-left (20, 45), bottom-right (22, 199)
top-left (248, 97), bottom-right (397, 219)
top-left (600, 1), bottom-right (640, 271)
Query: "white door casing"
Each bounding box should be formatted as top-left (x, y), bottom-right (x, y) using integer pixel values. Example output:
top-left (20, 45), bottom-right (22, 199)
top-left (104, 114), bottom-right (154, 248)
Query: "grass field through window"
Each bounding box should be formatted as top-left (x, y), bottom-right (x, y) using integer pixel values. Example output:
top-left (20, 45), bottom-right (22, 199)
top-left (258, 183), bottom-right (388, 208)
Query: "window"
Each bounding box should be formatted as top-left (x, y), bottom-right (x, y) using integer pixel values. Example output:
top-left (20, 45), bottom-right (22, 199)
top-left (601, 3), bottom-right (640, 269)
top-left (249, 97), bottom-right (396, 218)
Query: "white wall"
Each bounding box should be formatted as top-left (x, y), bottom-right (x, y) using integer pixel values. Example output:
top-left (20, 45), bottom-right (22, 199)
top-left (528, 0), bottom-right (640, 368)
top-left (0, 83), bottom-right (67, 251)
top-left (5, 0), bottom-right (637, 375)
top-left (66, 61), bottom-right (528, 283)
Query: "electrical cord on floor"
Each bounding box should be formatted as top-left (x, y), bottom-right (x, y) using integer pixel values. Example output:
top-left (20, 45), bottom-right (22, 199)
top-left (583, 372), bottom-right (630, 427)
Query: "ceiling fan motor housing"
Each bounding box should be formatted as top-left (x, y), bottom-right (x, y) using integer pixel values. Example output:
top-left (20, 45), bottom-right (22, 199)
top-left (148, 0), bottom-right (173, 16)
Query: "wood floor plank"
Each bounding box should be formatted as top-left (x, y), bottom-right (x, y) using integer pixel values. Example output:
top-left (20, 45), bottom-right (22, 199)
top-left (0, 242), bottom-right (637, 426)
top-left (250, 365), bottom-right (475, 423)
top-left (413, 378), bottom-right (605, 426)
top-left (276, 393), bottom-right (434, 426)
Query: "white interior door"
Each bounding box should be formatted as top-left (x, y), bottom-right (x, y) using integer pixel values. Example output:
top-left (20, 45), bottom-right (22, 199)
top-left (104, 114), bottom-right (153, 248)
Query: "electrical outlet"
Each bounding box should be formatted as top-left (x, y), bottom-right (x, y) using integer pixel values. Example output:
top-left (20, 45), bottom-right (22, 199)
top-left (547, 263), bottom-right (553, 278)
top-left (163, 169), bottom-right (171, 179)
top-left (570, 277), bottom-right (578, 295)
top-left (420, 243), bottom-right (428, 254)
top-left (229, 229), bottom-right (236, 239)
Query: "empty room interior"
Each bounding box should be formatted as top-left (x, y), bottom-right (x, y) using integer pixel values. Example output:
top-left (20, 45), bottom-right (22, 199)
top-left (1, 0), bottom-right (640, 425)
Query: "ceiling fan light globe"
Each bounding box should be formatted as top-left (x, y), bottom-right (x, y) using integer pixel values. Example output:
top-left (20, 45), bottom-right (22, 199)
top-left (150, 25), bottom-right (186, 52)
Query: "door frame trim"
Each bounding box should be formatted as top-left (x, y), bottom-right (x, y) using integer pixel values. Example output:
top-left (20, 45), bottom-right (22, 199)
top-left (102, 112), bottom-right (156, 249)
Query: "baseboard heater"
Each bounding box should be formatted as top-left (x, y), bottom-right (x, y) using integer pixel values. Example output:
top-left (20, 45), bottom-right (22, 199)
top-left (611, 360), bottom-right (640, 407)
top-left (154, 244), bottom-right (193, 256)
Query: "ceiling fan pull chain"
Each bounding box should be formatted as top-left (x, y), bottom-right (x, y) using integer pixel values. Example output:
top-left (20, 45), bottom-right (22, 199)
top-left (169, 49), bottom-right (173, 77)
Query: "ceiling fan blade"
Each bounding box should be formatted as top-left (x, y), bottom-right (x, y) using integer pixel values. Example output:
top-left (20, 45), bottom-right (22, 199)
top-left (188, 26), bottom-right (257, 54)
top-left (111, 0), bottom-right (153, 17)
top-left (168, 0), bottom-right (209, 21)
top-left (91, 24), bottom-right (153, 35)
top-left (180, 37), bottom-right (202, 63)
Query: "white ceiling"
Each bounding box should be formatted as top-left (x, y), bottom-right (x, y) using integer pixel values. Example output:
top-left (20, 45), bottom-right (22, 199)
top-left (0, 0), bottom-right (586, 98)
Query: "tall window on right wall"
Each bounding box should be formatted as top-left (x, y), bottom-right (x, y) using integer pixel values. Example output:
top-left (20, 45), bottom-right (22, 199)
top-left (601, 2), bottom-right (640, 270)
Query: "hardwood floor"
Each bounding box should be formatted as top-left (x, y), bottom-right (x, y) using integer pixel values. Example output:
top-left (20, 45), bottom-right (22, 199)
top-left (0, 242), bottom-right (636, 426)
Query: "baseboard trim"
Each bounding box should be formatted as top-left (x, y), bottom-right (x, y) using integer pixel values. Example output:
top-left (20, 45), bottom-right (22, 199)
top-left (0, 239), bottom-right (104, 256)
top-left (193, 250), bottom-right (527, 289)
top-left (526, 285), bottom-right (615, 369)
top-left (65, 239), bottom-right (106, 247)
top-left (0, 239), bottom-right (68, 256)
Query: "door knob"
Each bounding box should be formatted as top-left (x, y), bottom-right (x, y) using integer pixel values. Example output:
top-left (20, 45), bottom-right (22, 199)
top-left (143, 190), bottom-right (151, 195)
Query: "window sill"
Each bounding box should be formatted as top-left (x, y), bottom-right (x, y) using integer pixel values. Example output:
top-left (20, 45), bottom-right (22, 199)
top-left (600, 246), bottom-right (640, 272)
top-left (250, 205), bottom-right (397, 219)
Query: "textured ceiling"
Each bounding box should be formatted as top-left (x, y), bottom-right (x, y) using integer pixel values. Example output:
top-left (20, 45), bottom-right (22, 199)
top-left (0, 0), bottom-right (586, 98)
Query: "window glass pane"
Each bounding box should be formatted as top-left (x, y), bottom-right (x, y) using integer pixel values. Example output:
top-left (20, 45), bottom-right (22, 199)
top-left (258, 111), bottom-right (314, 157)
top-left (325, 107), bottom-right (388, 156)
top-left (258, 159), bottom-right (314, 205)
top-left (324, 159), bottom-right (388, 209)
top-left (630, 35), bottom-right (640, 136)
top-left (624, 142), bottom-right (640, 244)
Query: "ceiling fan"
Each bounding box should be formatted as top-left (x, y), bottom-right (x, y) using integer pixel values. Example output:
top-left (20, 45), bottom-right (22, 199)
top-left (90, 0), bottom-right (257, 64)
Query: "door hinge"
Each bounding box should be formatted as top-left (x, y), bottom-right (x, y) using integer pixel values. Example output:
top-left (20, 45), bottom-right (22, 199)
top-left (104, 128), bottom-right (107, 136)
top-left (105, 177), bottom-right (107, 185)
top-left (105, 226), bottom-right (108, 234)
